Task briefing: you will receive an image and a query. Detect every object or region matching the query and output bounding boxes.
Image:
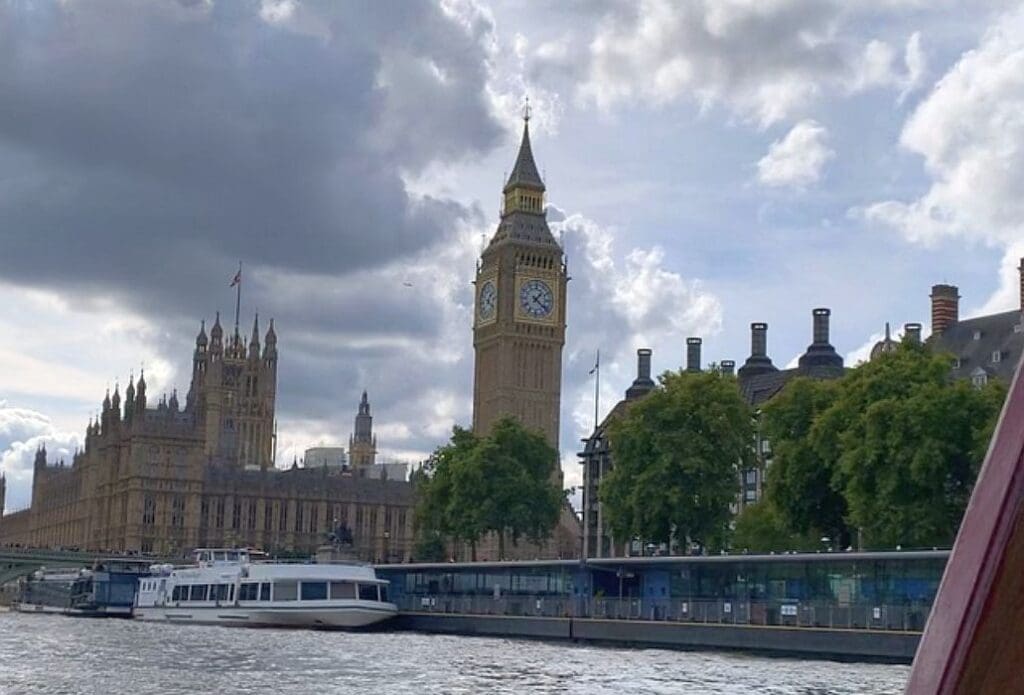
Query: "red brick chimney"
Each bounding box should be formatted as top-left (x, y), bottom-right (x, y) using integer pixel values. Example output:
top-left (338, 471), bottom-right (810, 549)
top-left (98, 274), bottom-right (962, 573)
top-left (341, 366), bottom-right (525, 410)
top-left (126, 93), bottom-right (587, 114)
top-left (930, 284), bottom-right (960, 336)
top-left (1018, 257), bottom-right (1023, 313)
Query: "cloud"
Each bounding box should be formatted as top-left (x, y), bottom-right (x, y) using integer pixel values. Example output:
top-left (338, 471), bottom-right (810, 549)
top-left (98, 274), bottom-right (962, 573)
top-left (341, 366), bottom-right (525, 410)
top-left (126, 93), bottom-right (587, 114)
top-left (864, 8), bottom-right (1024, 249)
top-left (0, 405), bottom-right (80, 510)
top-left (535, 0), bottom-right (931, 127)
top-left (551, 209), bottom-right (723, 489)
top-left (756, 120), bottom-right (835, 187)
top-left (0, 0), bottom-right (502, 319)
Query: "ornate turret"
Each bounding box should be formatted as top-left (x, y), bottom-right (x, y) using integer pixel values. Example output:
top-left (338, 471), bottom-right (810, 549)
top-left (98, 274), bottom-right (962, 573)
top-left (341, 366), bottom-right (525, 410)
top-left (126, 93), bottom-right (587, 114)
top-left (168, 389), bottom-right (179, 412)
top-left (196, 319), bottom-right (208, 352)
top-left (210, 312), bottom-right (224, 355)
top-left (349, 391), bottom-right (377, 468)
top-left (249, 314), bottom-right (261, 359)
top-left (124, 374), bottom-right (136, 422)
top-left (133, 370), bottom-right (146, 413)
top-left (870, 322), bottom-right (900, 361)
top-left (264, 318), bottom-right (277, 362)
top-left (34, 443), bottom-right (47, 470)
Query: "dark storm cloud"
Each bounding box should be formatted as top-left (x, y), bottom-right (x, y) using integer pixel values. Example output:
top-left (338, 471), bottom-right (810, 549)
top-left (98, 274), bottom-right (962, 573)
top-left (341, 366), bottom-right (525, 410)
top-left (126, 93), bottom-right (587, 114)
top-left (0, 0), bottom-right (502, 319)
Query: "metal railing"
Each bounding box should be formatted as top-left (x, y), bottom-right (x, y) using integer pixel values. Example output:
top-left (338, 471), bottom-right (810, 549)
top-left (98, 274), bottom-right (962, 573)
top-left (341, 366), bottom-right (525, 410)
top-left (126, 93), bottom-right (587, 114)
top-left (397, 594), bottom-right (931, 632)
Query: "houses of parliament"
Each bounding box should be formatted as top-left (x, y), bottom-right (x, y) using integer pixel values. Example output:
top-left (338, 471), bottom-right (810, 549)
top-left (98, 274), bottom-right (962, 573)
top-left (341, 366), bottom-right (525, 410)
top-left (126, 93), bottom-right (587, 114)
top-left (0, 315), bottom-right (414, 561)
top-left (0, 112), bottom-right (581, 561)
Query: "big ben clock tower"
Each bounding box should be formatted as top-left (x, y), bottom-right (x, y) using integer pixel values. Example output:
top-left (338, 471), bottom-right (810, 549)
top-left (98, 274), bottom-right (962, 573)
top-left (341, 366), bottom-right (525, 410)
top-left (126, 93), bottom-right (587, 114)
top-left (472, 108), bottom-right (567, 452)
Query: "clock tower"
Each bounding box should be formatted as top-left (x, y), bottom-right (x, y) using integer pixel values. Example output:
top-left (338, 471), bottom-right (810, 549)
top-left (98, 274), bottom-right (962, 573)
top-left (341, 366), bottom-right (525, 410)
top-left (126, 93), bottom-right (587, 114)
top-left (472, 110), bottom-right (567, 453)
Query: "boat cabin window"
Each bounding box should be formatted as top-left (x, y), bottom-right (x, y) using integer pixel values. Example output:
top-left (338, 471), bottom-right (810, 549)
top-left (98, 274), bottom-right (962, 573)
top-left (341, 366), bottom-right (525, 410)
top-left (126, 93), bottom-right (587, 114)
top-left (379, 585), bottom-right (388, 603)
top-left (189, 585), bottom-right (208, 601)
top-left (358, 584), bottom-right (378, 602)
top-left (213, 584), bottom-right (231, 602)
top-left (300, 582), bottom-right (327, 601)
top-left (172, 585), bottom-right (185, 601)
top-left (259, 582), bottom-right (271, 601)
top-left (239, 583), bottom-right (259, 601)
top-left (330, 582), bottom-right (355, 599)
top-left (274, 581), bottom-right (298, 601)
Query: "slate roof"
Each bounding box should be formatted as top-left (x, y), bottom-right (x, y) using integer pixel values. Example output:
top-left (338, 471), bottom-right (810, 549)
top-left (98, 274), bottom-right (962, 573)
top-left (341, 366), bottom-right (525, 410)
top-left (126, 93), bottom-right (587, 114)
top-left (932, 309), bottom-right (1024, 382)
top-left (489, 209), bottom-right (559, 247)
top-left (739, 364), bottom-right (846, 407)
top-left (504, 120), bottom-right (545, 192)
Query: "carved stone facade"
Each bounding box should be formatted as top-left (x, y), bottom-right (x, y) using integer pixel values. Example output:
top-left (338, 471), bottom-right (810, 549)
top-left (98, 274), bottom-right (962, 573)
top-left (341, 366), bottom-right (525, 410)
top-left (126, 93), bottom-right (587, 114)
top-left (469, 114), bottom-right (580, 560)
top-left (0, 317), bottom-right (415, 562)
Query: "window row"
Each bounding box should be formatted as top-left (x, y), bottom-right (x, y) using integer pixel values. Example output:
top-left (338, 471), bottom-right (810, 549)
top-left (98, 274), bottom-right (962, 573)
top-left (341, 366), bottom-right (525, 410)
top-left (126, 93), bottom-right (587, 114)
top-left (168, 580), bottom-right (387, 603)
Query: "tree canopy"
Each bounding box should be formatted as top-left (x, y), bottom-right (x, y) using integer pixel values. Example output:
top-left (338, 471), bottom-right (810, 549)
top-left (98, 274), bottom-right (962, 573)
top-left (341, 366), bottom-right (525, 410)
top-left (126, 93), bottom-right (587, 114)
top-left (762, 343), bottom-right (1006, 550)
top-left (413, 417), bottom-right (562, 560)
top-left (601, 370), bottom-right (752, 552)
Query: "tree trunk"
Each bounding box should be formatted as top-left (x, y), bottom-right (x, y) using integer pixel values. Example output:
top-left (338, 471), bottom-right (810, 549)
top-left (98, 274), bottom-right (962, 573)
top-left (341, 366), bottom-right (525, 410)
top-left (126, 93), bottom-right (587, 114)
top-left (470, 539), bottom-right (477, 562)
top-left (498, 529), bottom-right (505, 560)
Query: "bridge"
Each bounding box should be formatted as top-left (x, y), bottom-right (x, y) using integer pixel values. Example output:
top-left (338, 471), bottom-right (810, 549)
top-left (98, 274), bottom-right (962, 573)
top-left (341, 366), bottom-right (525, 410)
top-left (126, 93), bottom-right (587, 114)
top-left (0, 548), bottom-right (176, 586)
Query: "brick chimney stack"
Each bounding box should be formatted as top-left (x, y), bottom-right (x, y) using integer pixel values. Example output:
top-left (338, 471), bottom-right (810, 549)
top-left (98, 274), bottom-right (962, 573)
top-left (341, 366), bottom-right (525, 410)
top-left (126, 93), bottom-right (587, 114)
top-left (930, 284), bottom-right (960, 336)
top-left (686, 337), bottom-right (702, 373)
top-left (720, 360), bottom-right (735, 376)
top-left (625, 348), bottom-right (656, 400)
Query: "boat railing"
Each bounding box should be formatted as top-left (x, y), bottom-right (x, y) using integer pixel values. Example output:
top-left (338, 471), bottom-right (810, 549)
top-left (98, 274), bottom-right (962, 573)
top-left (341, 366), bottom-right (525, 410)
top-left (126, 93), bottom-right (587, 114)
top-left (396, 594), bottom-right (932, 632)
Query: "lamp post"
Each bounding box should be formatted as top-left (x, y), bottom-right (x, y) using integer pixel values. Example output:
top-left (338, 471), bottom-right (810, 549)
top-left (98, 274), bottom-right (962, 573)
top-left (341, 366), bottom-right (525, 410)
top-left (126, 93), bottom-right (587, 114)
top-left (383, 529), bottom-right (391, 564)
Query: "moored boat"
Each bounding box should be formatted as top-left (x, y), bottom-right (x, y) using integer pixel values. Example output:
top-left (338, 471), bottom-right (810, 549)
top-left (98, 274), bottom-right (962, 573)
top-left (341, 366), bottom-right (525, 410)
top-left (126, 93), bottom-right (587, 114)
top-left (12, 569), bottom-right (80, 614)
top-left (134, 548), bottom-right (397, 628)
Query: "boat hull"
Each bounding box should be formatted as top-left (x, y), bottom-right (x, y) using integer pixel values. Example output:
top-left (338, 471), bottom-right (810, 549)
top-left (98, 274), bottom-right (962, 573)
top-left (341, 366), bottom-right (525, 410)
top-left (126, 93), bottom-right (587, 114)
top-left (133, 602), bottom-right (397, 629)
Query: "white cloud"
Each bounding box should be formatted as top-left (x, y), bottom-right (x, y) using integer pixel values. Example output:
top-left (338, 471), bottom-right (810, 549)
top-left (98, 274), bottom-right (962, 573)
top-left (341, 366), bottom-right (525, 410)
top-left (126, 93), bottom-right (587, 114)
top-left (564, 0), bottom-right (931, 127)
top-left (865, 8), bottom-right (1024, 248)
top-left (0, 405), bottom-right (80, 511)
top-left (756, 119), bottom-right (835, 187)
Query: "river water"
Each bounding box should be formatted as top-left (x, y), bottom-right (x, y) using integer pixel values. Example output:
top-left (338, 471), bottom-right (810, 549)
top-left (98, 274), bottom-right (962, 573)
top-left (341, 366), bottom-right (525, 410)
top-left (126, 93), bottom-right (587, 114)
top-left (0, 611), bottom-right (908, 694)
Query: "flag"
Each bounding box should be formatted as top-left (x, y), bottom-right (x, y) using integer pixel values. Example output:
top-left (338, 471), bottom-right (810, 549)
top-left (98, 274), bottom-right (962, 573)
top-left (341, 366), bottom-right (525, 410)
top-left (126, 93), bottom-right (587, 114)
top-left (230, 269), bottom-right (241, 287)
top-left (588, 350), bottom-right (600, 375)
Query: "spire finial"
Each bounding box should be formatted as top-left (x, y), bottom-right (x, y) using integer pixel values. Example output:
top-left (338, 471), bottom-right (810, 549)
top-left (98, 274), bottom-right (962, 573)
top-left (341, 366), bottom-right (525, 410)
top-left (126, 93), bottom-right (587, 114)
top-left (523, 96), bottom-right (531, 123)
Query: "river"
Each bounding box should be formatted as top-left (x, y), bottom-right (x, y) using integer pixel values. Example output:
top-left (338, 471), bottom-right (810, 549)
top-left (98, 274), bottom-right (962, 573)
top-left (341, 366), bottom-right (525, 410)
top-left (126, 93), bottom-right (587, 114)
top-left (0, 611), bottom-right (909, 694)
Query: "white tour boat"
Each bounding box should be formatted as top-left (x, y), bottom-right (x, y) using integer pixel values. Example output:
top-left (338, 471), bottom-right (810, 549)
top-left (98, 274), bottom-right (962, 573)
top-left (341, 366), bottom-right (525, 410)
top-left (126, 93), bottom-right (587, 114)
top-left (134, 548), bottom-right (397, 628)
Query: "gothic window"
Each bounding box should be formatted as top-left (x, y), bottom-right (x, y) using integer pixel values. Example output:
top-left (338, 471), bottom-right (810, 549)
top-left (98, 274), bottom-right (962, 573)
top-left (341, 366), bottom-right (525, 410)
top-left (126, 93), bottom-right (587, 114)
top-left (248, 500), bottom-right (257, 530)
top-left (309, 504), bottom-right (318, 534)
top-left (264, 503), bottom-right (274, 532)
top-left (295, 503), bottom-right (304, 533)
top-left (279, 503), bottom-right (288, 532)
top-left (171, 496), bottom-right (185, 528)
top-left (232, 500), bottom-right (241, 530)
top-left (200, 498), bottom-right (209, 528)
top-left (215, 497), bottom-right (225, 528)
top-left (142, 495), bottom-right (156, 526)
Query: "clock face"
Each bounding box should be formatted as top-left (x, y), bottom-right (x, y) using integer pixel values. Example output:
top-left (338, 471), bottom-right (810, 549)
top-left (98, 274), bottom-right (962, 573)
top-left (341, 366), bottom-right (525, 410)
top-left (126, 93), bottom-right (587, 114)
top-left (519, 279), bottom-right (554, 318)
top-left (479, 280), bottom-right (497, 319)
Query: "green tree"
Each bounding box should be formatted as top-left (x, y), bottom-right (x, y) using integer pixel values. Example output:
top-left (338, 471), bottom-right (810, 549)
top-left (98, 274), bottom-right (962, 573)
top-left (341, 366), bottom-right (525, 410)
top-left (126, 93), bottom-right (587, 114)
top-left (413, 418), bottom-right (562, 560)
top-left (761, 377), bottom-right (848, 546)
top-left (732, 500), bottom-right (818, 553)
top-left (828, 344), bottom-right (1005, 548)
top-left (601, 370), bottom-right (753, 552)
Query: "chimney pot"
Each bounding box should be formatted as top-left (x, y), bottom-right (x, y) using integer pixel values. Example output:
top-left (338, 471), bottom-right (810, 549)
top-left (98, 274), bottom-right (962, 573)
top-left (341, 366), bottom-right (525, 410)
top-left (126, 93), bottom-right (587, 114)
top-left (813, 307), bottom-right (832, 345)
top-left (904, 322), bottom-right (922, 344)
top-left (720, 360), bottom-right (735, 376)
top-left (751, 323), bottom-right (768, 358)
top-left (637, 348), bottom-right (652, 380)
top-left (686, 337), bottom-right (702, 372)
top-left (930, 284), bottom-right (960, 336)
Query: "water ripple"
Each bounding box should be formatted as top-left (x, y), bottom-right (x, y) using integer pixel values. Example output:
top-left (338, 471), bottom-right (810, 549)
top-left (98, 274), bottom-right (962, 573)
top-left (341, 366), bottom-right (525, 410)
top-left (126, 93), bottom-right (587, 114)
top-left (0, 612), bottom-right (908, 694)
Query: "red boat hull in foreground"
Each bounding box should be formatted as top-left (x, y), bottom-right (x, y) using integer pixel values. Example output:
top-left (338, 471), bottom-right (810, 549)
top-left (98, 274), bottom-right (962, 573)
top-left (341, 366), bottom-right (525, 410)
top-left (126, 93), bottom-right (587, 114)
top-left (906, 353), bottom-right (1024, 694)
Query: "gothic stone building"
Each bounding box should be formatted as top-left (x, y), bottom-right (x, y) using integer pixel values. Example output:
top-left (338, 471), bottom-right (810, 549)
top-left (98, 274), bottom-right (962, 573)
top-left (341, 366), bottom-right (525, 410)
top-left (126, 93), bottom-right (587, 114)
top-left (0, 316), bottom-right (414, 562)
top-left (468, 112), bottom-right (580, 560)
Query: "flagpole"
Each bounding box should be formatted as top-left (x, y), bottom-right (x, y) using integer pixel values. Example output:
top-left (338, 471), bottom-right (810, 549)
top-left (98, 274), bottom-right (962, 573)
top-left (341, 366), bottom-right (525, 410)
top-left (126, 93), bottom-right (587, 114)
top-left (234, 261), bottom-right (242, 336)
top-left (594, 349), bottom-right (600, 432)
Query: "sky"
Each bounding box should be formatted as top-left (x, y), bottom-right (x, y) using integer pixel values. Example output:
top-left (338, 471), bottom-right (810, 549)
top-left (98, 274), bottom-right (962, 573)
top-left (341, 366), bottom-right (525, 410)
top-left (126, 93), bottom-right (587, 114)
top-left (2, 0), bottom-right (1024, 511)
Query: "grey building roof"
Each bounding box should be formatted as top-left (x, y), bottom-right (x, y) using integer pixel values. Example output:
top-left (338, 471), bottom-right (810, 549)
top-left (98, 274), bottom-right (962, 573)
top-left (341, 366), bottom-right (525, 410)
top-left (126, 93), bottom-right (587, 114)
top-left (932, 309), bottom-right (1024, 382)
top-left (739, 364), bottom-right (846, 407)
top-left (489, 210), bottom-right (559, 247)
top-left (504, 120), bottom-right (544, 192)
